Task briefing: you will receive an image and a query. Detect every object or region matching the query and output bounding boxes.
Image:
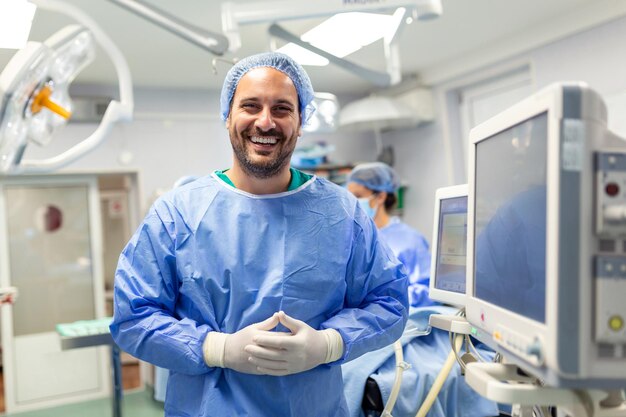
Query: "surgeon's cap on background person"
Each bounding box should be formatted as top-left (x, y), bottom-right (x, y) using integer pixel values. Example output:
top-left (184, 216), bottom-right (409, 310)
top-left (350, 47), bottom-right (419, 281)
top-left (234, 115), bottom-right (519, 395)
top-left (347, 162), bottom-right (401, 194)
top-left (219, 52), bottom-right (316, 127)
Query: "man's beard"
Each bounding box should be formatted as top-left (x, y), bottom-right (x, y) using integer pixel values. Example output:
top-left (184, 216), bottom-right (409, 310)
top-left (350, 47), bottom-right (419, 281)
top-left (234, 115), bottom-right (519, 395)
top-left (230, 128), bottom-right (294, 179)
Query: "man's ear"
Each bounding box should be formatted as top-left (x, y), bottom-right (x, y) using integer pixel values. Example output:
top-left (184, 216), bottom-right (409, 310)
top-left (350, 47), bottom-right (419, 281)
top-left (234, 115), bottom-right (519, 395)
top-left (225, 115), bottom-right (231, 129)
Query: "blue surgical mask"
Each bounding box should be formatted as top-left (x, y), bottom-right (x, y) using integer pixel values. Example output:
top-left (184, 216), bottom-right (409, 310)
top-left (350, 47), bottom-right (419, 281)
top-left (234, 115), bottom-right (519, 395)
top-left (357, 197), bottom-right (378, 219)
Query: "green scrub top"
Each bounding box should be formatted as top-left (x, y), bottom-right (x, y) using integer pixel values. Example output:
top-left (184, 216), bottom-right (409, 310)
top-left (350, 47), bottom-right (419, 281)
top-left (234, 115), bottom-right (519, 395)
top-left (215, 167), bottom-right (312, 191)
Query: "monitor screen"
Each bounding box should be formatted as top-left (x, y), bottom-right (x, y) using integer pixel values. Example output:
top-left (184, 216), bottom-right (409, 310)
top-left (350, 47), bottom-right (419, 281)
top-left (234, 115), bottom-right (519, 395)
top-left (473, 112), bottom-right (548, 323)
top-left (434, 196), bottom-right (468, 294)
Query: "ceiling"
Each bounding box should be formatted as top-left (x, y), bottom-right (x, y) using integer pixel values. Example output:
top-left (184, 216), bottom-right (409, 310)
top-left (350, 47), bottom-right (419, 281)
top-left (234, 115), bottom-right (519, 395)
top-left (1, 0), bottom-right (626, 94)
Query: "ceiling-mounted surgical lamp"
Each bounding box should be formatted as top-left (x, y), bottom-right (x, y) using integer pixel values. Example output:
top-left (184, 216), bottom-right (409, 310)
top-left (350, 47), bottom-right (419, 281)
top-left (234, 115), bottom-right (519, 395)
top-left (222, 0), bottom-right (442, 87)
top-left (339, 88), bottom-right (435, 131)
top-left (269, 23), bottom-right (398, 87)
top-left (303, 92), bottom-right (340, 133)
top-left (0, 0), bottom-right (133, 174)
top-left (222, 0), bottom-right (442, 52)
top-left (340, 95), bottom-right (416, 132)
top-left (108, 0), bottom-right (229, 55)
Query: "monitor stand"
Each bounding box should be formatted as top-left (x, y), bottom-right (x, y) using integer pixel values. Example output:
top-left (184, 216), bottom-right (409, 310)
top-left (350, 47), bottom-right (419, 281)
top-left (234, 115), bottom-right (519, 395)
top-left (465, 362), bottom-right (626, 417)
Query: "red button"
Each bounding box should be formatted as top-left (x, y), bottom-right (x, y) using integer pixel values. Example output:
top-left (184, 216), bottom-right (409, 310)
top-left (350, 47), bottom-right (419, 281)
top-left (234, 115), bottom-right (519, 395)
top-left (606, 183), bottom-right (619, 197)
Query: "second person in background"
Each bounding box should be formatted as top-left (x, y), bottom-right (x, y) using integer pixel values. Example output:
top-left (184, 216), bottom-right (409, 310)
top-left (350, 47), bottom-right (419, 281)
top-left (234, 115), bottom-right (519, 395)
top-left (347, 162), bottom-right (436, 307)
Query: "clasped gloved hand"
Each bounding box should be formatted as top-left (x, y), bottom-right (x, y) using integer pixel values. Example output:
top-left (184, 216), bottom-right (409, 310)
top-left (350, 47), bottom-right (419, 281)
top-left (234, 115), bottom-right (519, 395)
top-left (203, 313), bottom-right (290, 374)
top-left (243, 311), bottom-right (344, 376)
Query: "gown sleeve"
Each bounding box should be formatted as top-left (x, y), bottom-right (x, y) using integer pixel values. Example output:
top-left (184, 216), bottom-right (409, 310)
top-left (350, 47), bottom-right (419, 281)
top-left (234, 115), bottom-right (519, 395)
top-left (109, 203), bottom-right (214, 375)
top-left (319, 204), bottom-right (409, 363)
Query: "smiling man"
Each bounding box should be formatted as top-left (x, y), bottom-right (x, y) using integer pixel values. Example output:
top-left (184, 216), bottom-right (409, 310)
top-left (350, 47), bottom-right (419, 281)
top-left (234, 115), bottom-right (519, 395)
top-left (110, 52), bottom-right (408, 417)
top-left (222, 60), bottom-right (303, 194)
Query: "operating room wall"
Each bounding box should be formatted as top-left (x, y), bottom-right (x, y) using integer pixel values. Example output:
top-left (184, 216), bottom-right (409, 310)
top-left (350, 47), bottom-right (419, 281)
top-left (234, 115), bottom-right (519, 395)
top-left (381, 14), bottom-right (626, 242)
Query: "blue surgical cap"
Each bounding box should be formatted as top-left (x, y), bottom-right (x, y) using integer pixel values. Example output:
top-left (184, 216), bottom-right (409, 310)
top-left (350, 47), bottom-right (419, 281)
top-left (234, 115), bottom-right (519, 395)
top-left (347, 162), bottom-right (400, 193)
top-left (220, 52), bottom-right (315, 127)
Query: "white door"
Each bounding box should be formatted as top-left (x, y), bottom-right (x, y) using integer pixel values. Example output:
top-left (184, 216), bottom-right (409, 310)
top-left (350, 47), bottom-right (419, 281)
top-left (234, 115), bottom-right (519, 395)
top-left (0, 175), bottom-right (108, 413)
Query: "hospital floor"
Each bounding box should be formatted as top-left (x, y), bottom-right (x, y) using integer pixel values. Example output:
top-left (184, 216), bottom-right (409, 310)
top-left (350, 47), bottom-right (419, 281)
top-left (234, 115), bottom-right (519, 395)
top-left (0, 364), bottom-right (165, 417)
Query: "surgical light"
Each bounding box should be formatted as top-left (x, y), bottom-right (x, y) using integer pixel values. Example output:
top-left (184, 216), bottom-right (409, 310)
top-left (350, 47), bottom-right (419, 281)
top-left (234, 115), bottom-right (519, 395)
top-left (339, 95), bottom-right (417, 131)
top-left (303, 92), bottom-right (340, 133)
top-left (222, 0), bottom-right (442, 52)
top-left (0, 25), bottom-right (95, 171)
top-left (0, 0), bottom-right (133, 174)
top-left (231, 0), bottom-right (441, 86)
top-left (317, 97), bottom-right (338, 119)
top-left (0, 0), bottom-right (37, 49)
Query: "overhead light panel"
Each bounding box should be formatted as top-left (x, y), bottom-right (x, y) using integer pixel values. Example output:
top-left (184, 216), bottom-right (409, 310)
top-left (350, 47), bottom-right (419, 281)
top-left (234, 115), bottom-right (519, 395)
top-left (277, 12), bottom-right (399, 65)
top-left (302, 12), bottom-right (395, 58)
top-left (226, 0), bottom-right (441, 86)
top-left (0, 0), bottom-right (37, 49)
top-left (222, 0), bottom-right (442, 51)
top-left (276, 43), bottom-right (329, 67)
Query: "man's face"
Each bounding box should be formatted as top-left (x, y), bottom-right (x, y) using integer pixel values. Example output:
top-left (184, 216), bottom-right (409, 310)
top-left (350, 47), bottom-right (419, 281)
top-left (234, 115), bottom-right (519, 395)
top-left (226, 67), bottom-right (302, 179)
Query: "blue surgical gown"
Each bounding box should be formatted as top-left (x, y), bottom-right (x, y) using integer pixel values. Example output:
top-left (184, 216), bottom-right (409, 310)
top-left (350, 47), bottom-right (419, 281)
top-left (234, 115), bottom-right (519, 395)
top-left (110, 174), bottom-right (409, 417)
top-left (378, 217), bottom-right (436, 307)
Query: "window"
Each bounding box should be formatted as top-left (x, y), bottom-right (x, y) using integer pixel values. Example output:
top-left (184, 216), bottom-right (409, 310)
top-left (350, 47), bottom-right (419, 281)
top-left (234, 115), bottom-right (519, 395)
top-left (446, 66), bottom-right (533, 183)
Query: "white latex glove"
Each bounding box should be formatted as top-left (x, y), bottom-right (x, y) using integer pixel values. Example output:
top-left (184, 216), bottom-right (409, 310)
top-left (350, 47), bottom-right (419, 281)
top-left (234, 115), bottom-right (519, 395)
top-left (244, 311), bottom-right (344, 376)
top-left (203, 313), bottom-right (289, 374)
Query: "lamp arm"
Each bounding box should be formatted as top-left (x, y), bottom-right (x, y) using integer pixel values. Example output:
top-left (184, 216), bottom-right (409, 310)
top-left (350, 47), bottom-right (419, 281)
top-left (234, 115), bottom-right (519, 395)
top-left (108, 0), bottom-right (229, 56)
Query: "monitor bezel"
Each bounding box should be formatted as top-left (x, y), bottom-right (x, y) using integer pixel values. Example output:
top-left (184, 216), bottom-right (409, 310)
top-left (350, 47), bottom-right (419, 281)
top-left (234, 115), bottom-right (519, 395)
top-left (465, 82), bottom-right (626, 386)
top-left (465, 85), bottom-right (563, 375)
top-left (429, 183), bottom-right (468, 308)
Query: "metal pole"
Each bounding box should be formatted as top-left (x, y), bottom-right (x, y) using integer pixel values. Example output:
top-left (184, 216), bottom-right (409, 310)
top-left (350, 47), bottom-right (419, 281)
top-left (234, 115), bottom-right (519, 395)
top-left (111, 343), bottom-right (123, 417)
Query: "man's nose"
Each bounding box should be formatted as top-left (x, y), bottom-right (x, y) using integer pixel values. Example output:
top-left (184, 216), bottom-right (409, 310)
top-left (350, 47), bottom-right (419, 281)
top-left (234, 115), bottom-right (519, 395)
top-left (255, 107), bottom-right (276, 131)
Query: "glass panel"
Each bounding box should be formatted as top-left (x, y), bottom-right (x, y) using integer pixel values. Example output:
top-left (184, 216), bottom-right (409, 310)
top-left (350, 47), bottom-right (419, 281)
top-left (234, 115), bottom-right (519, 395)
top-left (6, 184), bottom-right (95, 336)
top-left (434, 196), bottom-right (468, 294)
top-left (474, 112), bottom-right (547, 323)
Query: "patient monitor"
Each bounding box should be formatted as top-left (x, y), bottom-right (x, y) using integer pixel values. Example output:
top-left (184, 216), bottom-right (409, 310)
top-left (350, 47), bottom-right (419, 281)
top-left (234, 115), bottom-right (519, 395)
top-left (465, 82), bottom-right (626, 389)
top-left (429, 184), bottom-right (468, 308)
